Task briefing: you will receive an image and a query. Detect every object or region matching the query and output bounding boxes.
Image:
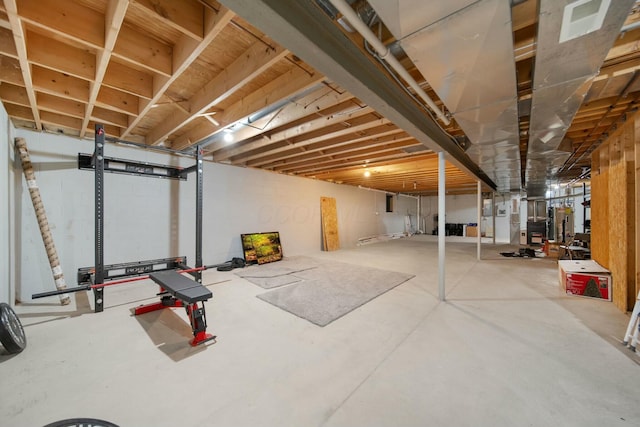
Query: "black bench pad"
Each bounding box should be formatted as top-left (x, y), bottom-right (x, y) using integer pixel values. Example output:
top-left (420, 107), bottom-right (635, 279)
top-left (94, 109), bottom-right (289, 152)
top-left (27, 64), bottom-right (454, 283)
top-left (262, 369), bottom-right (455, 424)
top-left (149, 270), bottom-right (212, 303)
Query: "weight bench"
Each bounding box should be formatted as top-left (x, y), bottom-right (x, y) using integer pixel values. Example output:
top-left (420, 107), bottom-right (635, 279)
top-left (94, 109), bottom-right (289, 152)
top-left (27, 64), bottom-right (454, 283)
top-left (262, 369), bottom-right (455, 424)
top-left (134, 270), bottom-right (215, 346)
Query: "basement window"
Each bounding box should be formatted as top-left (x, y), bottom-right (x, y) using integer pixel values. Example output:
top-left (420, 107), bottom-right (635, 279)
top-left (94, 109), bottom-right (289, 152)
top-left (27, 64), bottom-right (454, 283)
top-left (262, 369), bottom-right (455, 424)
top-left (386, 194), bottom-right (394, 213)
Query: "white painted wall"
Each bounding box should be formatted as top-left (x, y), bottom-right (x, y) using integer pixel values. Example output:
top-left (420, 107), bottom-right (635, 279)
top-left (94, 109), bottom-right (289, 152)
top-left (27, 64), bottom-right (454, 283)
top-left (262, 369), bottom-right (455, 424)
top-left (10, 128), bottom-right (409, 302)
top-left (421, 193), bottom-right (513, 243)
top-left (421, 194), bottom-right (481, 235)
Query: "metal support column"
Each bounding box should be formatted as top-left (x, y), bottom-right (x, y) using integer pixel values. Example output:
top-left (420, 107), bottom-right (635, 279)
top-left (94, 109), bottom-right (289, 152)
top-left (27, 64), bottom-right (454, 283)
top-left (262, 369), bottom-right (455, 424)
top-left (194, 148), bottom-right (203, 285)
top-left (492, 192), bottom-right (496, 244)
top-left (477, 181), bottom-right (482, 260)
top-left (438, 152), bottom-right (445, 301)
top-left (94, 124), bottom-right (105, 312)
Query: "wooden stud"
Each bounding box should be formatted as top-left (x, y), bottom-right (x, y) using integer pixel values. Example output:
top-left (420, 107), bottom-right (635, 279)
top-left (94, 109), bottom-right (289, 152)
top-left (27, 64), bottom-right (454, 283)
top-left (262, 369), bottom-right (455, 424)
top-left (102, 60), bottom-right (153, 99)
top-left (0, 25), bottom-right (16, 57)
top-left (113, 24), bottom-right (173, 76)
top-left (32, 65), bottom-right (90, 103)
top-left (121, 6), bottom-right (235, 139)
top-left (38, 92), bottom-right (85, 118)
top-left (96, 85), bottom-right (139, 116)
top-left (40, 110), bottom-right (83, 129)
top-left (205, 87), bottom-right (356, 154)
top-left (146, 37), bottom-right (287, 145)
top-left (91, 105), bottom-right (129, 128)
top-left (213, 105), bottom-right (374, 162)
top-left (130, 0), bottom-right (204, 41)
top-left (27, 30), bottom-right (96, 81)
top-left (17, 0), bottom-right (104, 49)
top-left (0, 81), bottom-right (27, 105)
top-left (79, 0), bottom-right (128, 138)
top-left (3, 101), bottom-right (33, 120)
top-left (0, 55), bottom-right (24, 85)
top-left (4, 0), bottom-right (40, 128)
top-left (251, 131), bottom-right (411, 169)
top-left (172, 66), bottom-right (324, 150)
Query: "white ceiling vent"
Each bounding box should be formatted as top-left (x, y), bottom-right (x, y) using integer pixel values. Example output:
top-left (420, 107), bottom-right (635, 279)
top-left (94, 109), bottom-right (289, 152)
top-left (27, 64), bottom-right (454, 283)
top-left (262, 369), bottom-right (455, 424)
top-left (559, 0), bottom-right (611, 43)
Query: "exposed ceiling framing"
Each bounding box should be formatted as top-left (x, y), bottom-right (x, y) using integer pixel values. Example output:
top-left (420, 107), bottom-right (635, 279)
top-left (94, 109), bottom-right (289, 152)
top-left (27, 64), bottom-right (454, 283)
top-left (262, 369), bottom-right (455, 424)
top-left (0, 0), bottom-right (639, 196)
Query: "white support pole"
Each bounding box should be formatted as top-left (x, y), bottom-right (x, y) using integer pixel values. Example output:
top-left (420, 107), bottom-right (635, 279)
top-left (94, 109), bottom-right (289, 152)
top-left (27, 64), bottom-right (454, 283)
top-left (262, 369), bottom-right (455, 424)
top-left (477, 181), bottom-right (482, 260)
top-left (438, 152), bottom-right (445, 301)
top-left (492, 192), bottom-right (496, 244)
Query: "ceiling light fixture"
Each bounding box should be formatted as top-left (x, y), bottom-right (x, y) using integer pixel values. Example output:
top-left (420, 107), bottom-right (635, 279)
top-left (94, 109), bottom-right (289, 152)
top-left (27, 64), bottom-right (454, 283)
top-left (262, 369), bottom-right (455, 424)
top-left (364, 170), bottom-right (371, 177)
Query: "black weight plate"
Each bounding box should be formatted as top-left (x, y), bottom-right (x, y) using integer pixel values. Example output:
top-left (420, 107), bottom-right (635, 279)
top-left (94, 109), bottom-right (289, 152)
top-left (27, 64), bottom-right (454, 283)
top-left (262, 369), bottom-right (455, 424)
top-left (42, 419), bottom-right (119, 427)
top-left (0, 302), bottom-right (26, 354)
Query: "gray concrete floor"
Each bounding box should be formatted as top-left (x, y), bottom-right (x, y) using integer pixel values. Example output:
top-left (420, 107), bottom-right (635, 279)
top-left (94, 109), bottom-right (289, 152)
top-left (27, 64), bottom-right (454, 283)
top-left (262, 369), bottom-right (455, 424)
top-left (2, 235), bottom-right (639, 427)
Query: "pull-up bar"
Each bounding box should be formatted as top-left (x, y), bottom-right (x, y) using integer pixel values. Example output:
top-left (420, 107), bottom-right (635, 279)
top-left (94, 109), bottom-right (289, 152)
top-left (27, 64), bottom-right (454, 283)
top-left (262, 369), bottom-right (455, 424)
top-left (31, 124), bottom-right (216, 346)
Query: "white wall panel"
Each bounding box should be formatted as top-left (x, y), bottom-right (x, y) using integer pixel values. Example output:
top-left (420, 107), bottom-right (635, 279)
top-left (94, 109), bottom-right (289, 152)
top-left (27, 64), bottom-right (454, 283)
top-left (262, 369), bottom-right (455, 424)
top-left (11, 129), bottom-right (405, 302)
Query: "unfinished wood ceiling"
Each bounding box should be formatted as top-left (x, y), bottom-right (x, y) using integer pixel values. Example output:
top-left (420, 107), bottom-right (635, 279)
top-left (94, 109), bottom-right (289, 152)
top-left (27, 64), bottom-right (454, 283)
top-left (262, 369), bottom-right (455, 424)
top-left (0, 0), bottom-right (638, 196)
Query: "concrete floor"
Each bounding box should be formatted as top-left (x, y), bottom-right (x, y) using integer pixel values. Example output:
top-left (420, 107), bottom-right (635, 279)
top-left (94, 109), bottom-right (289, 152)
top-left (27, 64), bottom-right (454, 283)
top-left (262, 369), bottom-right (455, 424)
top-left (2, 235), bottom-right (639, 427)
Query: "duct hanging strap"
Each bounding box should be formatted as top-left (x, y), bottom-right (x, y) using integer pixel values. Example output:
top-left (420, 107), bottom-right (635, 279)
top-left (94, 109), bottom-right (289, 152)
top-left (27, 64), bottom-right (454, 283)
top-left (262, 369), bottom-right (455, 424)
top-left (15, 138), bottom-right (70, 305)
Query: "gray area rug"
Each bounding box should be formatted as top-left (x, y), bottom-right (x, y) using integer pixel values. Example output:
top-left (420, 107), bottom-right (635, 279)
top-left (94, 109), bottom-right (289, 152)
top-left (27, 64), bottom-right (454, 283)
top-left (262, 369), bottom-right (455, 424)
top-left (237, 256), bottom-right (414, 326)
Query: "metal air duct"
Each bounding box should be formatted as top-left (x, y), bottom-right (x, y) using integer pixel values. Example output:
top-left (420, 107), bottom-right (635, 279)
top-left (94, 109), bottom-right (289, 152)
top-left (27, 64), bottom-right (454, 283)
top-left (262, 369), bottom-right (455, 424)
top-left (525, 0), bottom-right (636, 197)
top-left (369, 0), bottom-right (522, 193)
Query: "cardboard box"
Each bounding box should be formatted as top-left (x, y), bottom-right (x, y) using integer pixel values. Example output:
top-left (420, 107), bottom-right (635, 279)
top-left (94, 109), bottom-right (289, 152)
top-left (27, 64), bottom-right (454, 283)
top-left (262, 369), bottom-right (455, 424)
top-left (545, 240), bottom-right (560, 258)
top-left (558, 260), bottom-right (611, 301)
top-left (466, 226), bottom-right (478, 237)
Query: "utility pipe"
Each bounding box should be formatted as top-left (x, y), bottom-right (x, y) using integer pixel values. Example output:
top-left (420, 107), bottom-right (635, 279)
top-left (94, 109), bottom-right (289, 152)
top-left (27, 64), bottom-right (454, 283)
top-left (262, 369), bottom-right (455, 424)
top-left (328, 0), bottom-right (450, 126)
top-left (15, 138), bottom-right (70, 305)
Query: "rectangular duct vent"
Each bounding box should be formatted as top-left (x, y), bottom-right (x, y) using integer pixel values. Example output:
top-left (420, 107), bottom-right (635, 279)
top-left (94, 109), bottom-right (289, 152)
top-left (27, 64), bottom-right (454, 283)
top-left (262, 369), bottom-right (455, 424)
top-left (559, 0), bottom-right (611, 43)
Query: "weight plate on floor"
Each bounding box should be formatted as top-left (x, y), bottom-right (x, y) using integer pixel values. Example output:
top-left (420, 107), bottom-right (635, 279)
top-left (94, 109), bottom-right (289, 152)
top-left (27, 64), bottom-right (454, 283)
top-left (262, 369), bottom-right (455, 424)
top-left (0, 302), bottom-right (26, 354)
top-left (42, 419), bottom-right (119, 427)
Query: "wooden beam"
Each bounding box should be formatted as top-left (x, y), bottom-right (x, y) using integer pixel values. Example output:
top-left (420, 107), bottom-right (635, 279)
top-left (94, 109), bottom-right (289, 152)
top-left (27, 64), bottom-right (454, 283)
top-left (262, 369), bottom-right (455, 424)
top-left (32, 65), bottom-right (90, 103)
top-left (80, 0), bottom-right (128, 138)
top-left (40, 110), bottom-right (83, 129)
top-left (595, 57), bottom-right (640, 82)
top-left (0, 26), bottom-right (16, 57)
top-left (146, 38), bottom-right (287, 145)
top-left (96, 85), bottom-right (139, 116)
top-left (3, 0), bottom-right (40, 128)
top-left (205, 86), bottom-right (356, 154)
top-left (608, 28), bottom-right (640, 61)
top-left (3, 101), bottom-right (33, 121)
top-left (16, 0), bottom-right (104, 49)
top-left (260, 132), bottom-right (413, 170)
top-left (113, 23), bottom-right (172, 76)
top-left (121, 5), bottom-right (235, 139)
top-left (129, 0), bottom-right (204, 40)
top-left (512, 0), bottom-right (537, 32)
top-left (0, 81), bottom-right (27, 105)
top-left (38, 92), bottom-right (85, 118)
top-left (235, 116), bottom-right (391, 165)
top-left (91, 105), bottom-right (129, 128)
top-left (213, 104), bottom-right (374, 161)
top-left (0, 55), bottom-right (23, 85)
top-left (102, 59), bottom-right (153, 99)
top-left (271, 139), bottom-right (419, 173)
top-left (172, 65), bottom-right (324, 150)
top-left (27, 29), bottom-right (96, 81)
top-left (0, 9), bottom-right (10, 30)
